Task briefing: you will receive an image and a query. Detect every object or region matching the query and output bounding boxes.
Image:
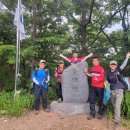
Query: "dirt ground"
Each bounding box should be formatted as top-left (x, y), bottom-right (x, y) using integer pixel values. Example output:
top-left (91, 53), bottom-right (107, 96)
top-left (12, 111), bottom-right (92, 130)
top-left (0, 110), bottom-right (128, 130)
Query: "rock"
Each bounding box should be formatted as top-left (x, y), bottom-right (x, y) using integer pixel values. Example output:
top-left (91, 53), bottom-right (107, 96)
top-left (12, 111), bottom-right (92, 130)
top-left (50, 101), bottom-right (94, 116)
top-left (62, 61), bottom-right (89, 103)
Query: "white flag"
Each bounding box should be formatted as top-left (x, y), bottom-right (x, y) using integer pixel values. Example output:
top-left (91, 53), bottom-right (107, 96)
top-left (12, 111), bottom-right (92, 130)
top-left (14, 0), bottom-right (25, 41)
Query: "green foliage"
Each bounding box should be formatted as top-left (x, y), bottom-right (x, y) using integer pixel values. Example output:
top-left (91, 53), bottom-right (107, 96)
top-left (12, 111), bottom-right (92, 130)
top-left (0, 64), bottom-right (15, 91)
top-left (122, 92), bottom-right (130, 119)
top-left (0, 44), bottom-right (16, 64)
top-left (0, 0), bottom-right (130, 122)
top-left (0, 92), bottom-right (34, 116)
top-left (47, 87), bottom-right (57, 102)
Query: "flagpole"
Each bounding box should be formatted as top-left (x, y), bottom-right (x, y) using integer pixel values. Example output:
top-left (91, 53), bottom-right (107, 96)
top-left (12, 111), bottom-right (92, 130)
top-left (14, 0), bottom-right (20, 101)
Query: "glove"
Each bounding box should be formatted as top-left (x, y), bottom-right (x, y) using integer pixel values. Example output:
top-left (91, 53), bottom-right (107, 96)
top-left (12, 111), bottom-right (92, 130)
top-left (39, 83), bottom-right (43, 87)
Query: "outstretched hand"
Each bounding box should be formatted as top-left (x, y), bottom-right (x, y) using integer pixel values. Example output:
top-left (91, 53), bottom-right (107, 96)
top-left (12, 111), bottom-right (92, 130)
top-left (127, 52), bottom-right (130, 57)
top-left (59, 53), bottom-right (63, 56)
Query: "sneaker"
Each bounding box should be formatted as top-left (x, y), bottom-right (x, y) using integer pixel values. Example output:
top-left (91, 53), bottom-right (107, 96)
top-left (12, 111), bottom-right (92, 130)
top-left (35, 110), bottom-right (39, 115)
top-left (44, 108), bottom-right (50, 113)
top-left (58, 98), bottom-right (62, 103)
top-left (97, 114), bottom-right (103, 119)
top-left (87, 115), bottom-right (95, 120)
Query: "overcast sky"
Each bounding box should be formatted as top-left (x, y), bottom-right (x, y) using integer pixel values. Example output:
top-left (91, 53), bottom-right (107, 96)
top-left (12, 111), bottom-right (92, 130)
top-left (0, 1), bottom-right (129, 34)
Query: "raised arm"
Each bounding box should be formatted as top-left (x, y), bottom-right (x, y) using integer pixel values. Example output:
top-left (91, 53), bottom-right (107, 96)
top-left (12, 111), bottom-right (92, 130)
top-left (120, 52), bottom-right (130, 71)
top-left (59, 54), bottom-right (71, 63)
top-left (81, 53), bottom-right (93, 62)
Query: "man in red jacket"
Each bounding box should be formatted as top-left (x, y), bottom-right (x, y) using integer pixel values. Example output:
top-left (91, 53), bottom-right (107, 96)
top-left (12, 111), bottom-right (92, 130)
top-left (85, 57), bottom-right (105, 120)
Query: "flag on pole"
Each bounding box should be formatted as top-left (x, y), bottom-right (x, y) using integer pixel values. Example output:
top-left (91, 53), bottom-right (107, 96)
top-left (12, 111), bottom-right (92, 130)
top-left (14, 0), bottom-right (25, 41)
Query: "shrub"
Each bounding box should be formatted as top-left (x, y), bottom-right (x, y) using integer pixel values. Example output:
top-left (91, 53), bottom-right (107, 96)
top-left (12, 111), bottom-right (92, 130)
top-left (122, 92), bottom-right (130, 119)
top-left (47, 87), bottom-right (57, 102)
top-left (0, 92), bottom-right (34, 116)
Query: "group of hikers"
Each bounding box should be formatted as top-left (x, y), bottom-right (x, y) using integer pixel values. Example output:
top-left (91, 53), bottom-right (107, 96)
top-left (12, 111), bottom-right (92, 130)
top-left (32, 51), bottom-right (130, 127)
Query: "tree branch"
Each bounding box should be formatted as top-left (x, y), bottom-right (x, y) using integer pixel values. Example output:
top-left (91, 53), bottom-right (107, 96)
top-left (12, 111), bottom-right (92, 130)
top-left (88, 5), bottom-right (126, 47)
top-left (56, 0), bottom-right (81, 25)
top-left (86, 0), bottom-right (95, 25)
top-left (101, 30), bottom-right (118, 52)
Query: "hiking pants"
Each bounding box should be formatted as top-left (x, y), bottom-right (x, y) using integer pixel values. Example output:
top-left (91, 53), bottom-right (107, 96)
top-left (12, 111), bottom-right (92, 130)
top-left (56, 82), bottom-right (63, 99)
top-left (89, 86), bottom-right (104, 116)
top-left (111, 89), bottom-right (123, 123)
top-left (35, 87), bottom-right (47, 110)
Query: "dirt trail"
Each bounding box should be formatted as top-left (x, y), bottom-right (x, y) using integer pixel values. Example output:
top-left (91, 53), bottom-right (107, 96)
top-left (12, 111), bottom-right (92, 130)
top-left (0, 110), bottom-right (127, 130)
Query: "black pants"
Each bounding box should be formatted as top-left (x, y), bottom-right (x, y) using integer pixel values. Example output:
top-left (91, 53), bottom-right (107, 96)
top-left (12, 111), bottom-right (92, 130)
top-left (35, 87), bottom-right (47, 110)
top-left (89, 86), bottom-right (104, 116)
top-left (56, 82), bottom-right (63, 99)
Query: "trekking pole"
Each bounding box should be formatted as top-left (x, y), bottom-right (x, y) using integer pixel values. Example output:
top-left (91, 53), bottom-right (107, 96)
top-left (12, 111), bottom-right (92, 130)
top-left (106, 102), bottom-right (110, 129)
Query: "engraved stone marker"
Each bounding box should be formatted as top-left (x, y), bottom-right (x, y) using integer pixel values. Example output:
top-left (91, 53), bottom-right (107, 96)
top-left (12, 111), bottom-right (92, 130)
top-left (62, 61), bottom-right (89, 103)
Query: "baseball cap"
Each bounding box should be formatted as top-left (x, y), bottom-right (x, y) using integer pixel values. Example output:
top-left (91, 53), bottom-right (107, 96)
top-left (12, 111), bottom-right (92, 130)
top-left (39, 59), bottom-right (46, 63)
top-left (109, 60), bottom-right (117, 65)
top-left (58, 60), bottom-right (64, 64)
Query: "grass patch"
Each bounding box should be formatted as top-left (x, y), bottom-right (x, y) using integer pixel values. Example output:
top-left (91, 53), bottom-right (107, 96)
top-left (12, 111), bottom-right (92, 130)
top-left (0, 92), bottom-right (34, 117)
top-left (121, 117), bottom-right (130, 129)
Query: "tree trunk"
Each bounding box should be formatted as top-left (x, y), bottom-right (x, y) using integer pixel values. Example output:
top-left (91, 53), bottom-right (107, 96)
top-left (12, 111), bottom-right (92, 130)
top-left (121, 5), bottom-right (129, 47)
top-left (80, 0), bottom-right (88, 55)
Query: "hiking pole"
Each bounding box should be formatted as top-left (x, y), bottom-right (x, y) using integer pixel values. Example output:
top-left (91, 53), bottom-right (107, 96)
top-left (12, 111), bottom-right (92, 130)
top-left (106, 102), bottom-right (110, 129)
top-left (35, 81), bottom-right (46, 100)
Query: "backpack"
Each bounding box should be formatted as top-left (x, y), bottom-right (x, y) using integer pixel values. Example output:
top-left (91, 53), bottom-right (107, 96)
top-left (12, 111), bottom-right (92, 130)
top-left (115, 70), bottom-right (128, 92)
top-left (107, 68), bottom-right (128, 92)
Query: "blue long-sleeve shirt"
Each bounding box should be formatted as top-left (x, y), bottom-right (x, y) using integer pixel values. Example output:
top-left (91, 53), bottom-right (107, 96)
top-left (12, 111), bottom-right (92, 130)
top-left (32, 68), bottom-right (50, 88)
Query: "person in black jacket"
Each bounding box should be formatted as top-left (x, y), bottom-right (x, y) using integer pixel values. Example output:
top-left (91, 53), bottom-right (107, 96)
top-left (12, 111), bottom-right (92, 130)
top-left (107, 52), bottom-right (130, 126)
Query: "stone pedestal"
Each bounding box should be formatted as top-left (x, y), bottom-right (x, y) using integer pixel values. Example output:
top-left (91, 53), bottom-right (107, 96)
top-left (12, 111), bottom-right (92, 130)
top-left (50, 101), bottom-right (90, 116)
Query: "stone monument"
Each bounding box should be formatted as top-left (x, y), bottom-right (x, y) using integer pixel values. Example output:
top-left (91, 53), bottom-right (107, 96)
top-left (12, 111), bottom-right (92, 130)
top-left (50, 61), bottom-right (92, 116)
top-left (62, 61), bottom-right (89, 103)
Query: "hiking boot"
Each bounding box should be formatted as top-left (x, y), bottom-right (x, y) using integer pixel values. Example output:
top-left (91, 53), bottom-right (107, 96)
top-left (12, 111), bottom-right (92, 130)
top-left (97, 114), bottom-right (103, 120)
top-left (35, 110), bottom-right (39, 115)
top-left (87, 115), bottom-right (95, 120)
top-left (44, 108), bottom-right (50, 113)
top-left (114, 122), bottom-right (120, 130)
top-left (58, 98), bottom-right (62, 103)
top-left (114, 120), bottom-right (119, 125)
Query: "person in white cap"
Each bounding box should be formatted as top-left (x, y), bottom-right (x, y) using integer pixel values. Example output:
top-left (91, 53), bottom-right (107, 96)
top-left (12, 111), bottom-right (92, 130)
top-left (54, 60), bottom-right (65, 103)
top-left (107, 52), bottom-right (130, 127)
top-left (32, 59), bottom-right (50, 114)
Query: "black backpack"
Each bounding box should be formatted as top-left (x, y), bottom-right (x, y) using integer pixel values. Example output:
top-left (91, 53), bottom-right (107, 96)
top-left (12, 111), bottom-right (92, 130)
top-left (115, 70), bottom-right (128, 92)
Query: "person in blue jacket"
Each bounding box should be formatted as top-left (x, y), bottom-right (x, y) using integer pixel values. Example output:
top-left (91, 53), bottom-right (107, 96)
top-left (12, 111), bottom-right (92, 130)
top-left (32, 59), bottom-right (50, 114)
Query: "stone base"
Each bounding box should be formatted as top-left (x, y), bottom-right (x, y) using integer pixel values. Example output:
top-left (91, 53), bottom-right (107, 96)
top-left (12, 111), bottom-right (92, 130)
top-left (50, 101), bottom-right (98, 116)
